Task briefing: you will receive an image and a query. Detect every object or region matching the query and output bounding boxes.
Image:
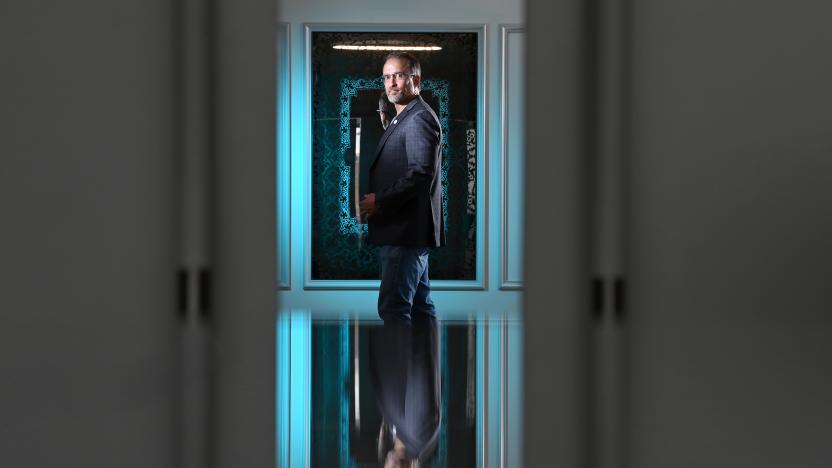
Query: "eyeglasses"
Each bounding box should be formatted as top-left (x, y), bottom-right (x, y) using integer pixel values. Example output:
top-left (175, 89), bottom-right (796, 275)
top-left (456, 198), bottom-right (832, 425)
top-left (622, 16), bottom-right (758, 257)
top-left (381, 72), bottom-right (416, 82)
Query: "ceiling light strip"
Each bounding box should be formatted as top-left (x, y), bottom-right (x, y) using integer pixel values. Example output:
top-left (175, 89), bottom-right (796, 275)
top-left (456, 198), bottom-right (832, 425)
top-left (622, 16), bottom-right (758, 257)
top-left (332, 45), bottom-right (442, 51)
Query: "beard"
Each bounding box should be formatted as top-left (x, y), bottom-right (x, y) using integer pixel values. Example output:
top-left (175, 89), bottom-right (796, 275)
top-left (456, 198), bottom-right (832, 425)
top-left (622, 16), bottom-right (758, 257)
top-left (386, 89), bottom-right (405, 104)
top-left (386, 85), bottom-right (418, 104)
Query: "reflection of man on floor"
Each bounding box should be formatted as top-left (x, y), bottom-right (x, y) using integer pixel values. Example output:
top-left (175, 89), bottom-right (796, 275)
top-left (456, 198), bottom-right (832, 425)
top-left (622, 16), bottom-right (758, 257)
top-left (359, 51), bottom-right (445, 322)
top-left (370, 315), bottom-right (441, 467)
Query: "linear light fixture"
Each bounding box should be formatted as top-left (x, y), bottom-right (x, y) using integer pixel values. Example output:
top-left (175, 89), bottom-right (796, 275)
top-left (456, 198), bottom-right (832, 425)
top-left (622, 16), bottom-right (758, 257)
top-left (333, 45), bottom-right (442, 51)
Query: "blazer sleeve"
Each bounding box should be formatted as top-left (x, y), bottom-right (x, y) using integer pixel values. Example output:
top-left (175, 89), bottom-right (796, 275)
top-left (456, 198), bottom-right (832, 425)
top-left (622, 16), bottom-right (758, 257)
top-left (375, 109), bottom-right (441, 215)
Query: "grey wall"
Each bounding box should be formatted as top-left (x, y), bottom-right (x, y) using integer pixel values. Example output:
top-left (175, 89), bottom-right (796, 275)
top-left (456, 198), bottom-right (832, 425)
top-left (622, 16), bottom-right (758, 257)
top-left (523, 0), bottom-right (832, 467)
top-left (624, 0), bottom-right (832, 466)
top-left (0, 0), bottom-right (276, 467)
top-left (1, 1), bottom-right (179, 466)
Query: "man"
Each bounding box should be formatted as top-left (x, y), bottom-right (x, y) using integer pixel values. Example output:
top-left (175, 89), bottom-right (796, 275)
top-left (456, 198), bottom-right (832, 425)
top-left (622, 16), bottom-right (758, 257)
top-left (359, 51), bottom-right (445, 321)
top-left (377, 90), bottom-right (396, 130)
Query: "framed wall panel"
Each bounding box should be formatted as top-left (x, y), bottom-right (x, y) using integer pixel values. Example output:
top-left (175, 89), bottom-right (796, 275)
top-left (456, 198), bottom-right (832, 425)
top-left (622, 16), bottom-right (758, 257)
top-left (500, 25), bottom-right (525, 290)
top-left (303, 23), bottom-right (487, 290)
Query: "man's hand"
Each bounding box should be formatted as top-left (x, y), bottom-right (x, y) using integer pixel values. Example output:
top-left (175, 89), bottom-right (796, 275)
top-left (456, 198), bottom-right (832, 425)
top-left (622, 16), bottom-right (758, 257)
top-left (359, 193), bottom-right (377, 222)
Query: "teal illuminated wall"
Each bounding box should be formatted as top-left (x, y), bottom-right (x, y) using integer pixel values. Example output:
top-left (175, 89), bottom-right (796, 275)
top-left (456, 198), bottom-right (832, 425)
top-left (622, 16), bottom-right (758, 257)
top-left (276, 16), bottom-right (526, 467)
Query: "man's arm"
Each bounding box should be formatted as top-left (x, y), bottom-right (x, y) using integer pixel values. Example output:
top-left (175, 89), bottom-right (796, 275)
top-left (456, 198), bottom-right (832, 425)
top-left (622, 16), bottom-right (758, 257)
top-left (374, 110), bottom-right (440, 215)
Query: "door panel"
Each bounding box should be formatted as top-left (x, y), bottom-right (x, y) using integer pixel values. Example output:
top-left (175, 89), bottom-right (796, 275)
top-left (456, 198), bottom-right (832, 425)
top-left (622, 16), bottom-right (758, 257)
top-left (0, 2), bottom-right (178, 466)
top-left (625, 1), bottom-right (832, 466)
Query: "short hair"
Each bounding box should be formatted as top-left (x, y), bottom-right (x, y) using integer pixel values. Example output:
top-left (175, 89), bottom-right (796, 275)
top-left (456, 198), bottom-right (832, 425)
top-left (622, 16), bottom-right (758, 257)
top-left (383, 51), bottom-right (421, 77)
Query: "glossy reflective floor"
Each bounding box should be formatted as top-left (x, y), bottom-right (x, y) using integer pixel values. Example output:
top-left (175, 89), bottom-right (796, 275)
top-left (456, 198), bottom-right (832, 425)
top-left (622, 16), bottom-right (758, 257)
top-left (277, 310), bottom-right (522, 468)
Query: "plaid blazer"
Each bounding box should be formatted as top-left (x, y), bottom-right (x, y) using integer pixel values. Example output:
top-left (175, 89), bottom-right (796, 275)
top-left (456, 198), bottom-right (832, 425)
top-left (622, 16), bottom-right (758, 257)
top-left (368, 95), bottom-right (445, 247)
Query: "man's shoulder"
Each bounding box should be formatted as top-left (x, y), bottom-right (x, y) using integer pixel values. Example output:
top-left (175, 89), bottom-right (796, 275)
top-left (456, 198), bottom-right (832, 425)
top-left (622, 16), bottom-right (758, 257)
top-left (407, 100), bottom-right (440, 128)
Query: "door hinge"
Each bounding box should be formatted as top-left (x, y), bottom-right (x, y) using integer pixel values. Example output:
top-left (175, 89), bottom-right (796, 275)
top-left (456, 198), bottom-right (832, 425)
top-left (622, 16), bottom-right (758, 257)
top-left (177, 267), bottom-right (212, 320)
top-left (591, 275), bottom-right (626, 322)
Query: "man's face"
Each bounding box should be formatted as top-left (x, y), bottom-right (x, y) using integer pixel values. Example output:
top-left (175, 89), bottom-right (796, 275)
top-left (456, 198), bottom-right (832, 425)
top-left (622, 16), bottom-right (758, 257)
top-left (377, 108), bottom-right (392, 130)
top-left (383, 58), bottom-right (420, 105)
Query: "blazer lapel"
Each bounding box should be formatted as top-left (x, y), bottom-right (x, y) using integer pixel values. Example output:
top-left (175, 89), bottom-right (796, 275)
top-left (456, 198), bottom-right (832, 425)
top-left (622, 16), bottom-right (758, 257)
top-left (372, 97), bottom-right (422, 164)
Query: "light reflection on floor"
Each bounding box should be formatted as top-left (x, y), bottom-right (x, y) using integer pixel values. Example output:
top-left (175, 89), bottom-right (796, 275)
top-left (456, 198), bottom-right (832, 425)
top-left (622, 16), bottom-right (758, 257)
top-left (277, 310), bottom-right (522, 468)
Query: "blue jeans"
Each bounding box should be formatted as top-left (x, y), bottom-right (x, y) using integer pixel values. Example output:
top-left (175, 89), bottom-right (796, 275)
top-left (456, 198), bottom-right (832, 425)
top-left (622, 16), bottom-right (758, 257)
top-left (377, 245), bottom-right (436, 320)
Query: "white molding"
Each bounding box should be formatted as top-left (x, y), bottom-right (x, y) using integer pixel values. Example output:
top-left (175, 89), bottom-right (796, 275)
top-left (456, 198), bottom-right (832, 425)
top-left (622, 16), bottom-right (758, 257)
top-left (481, 316), bottom-right (489, 468)
top-left (277, 22), bottom-right (292, 290)
top-left (500, 312), bottom-right (509, 467)
top-left (302, 23), bottom-right (489, 291)
top-left (499, 25), bottom-right (525, 290)
top-left (302, 279), bottom-right (486, 291)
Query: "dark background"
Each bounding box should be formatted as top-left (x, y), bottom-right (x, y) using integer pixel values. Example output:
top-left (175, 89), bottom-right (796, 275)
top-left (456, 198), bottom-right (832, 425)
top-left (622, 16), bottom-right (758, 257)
top-left (311, 31), bottom-right (478, 280)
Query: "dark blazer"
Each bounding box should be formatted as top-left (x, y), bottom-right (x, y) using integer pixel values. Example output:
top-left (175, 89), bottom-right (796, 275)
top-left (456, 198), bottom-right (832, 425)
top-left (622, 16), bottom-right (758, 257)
top-left (368, 95), bottom-right (445, 247)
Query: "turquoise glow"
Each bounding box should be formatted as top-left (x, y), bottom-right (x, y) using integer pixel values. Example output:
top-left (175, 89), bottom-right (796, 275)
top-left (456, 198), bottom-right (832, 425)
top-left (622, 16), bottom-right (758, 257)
top-left (277, 22), bottom-right (526, 465)
top-left (276, 315), bottom-right (287, 463)
top-left (277, 309), bottom-right (524, 467)
top-left (336, 78), bottom-right (451, 236)
top-left (276, 23), bottom-right (291, 289)
top-left (338, 322), bottom-right (353, 467)
top-left (276, 311), bottom-right (311, 467)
